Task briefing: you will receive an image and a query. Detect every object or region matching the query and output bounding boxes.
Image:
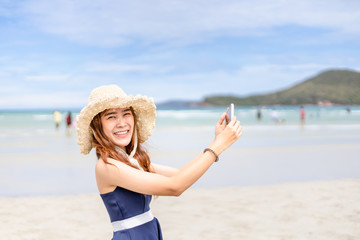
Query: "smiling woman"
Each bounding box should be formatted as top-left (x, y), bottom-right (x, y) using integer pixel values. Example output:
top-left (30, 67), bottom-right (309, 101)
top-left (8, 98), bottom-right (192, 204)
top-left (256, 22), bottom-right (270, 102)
top-left (76, 84), bottom-right (242, 240)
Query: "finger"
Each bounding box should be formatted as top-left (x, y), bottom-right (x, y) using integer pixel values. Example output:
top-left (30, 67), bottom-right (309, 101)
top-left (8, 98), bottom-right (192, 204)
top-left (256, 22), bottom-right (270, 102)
top-left (230, 116), bottom-right (239, 126)
top-left (217, 112), bottom-right (226, 125)
top-left (225, 113), bottom-right (230, 125)
top-left (236, 125), bottom-right (243, 135)
top-left (230, 119), bottom-right (240, 129)
top-left (234, 119), bottom-right (240, 128)
top-left (226, 117), bottom-right (235, 126)
top-left (225, 107), bottom-right (230, 124)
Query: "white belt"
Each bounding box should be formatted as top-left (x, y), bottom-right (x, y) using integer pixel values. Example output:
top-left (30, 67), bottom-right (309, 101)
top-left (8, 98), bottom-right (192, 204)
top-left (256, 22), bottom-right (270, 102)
top-left (112, 210), bottom-right (154, 232)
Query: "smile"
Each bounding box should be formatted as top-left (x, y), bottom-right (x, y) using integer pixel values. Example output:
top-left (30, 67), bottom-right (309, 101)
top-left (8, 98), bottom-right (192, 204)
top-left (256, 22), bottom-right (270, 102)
top-left (114, 130), bottom-right (129, 136)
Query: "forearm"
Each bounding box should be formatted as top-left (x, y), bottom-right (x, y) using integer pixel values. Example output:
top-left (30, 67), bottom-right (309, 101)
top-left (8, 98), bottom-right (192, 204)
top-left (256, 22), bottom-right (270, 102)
top-left (170, 143), bottom-right (219, 195)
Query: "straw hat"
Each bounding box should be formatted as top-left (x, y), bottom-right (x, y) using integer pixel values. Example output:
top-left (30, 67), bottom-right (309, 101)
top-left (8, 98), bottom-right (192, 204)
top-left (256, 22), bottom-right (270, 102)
top-left (76, 84), bottom-right (156, 155)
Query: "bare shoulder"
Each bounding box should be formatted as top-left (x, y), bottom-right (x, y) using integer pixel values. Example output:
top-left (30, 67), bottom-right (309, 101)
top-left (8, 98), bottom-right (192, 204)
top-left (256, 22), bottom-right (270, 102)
top-left (95, 158), bottom-right (115, 177)
top-left (95, 158), bottom-right (106, 172)
top-left (95, 158), bottom-right (120, 193)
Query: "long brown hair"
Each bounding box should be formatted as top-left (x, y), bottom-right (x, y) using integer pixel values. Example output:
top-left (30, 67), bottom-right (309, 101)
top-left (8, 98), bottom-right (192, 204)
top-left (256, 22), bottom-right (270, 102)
top-left (90, 107), bottom-right (152, 172)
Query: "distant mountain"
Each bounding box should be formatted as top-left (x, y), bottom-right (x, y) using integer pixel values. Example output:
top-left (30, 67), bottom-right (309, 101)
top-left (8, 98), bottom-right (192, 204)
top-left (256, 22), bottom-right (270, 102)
top-left (204, 69), bottom-right (360, 106)
top-left (156, 100), bottom-right (211, 108)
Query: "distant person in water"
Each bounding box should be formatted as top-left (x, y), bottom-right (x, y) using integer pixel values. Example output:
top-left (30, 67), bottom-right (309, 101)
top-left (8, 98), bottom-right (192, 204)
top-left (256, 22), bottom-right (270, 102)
top-left (66, 111), bottom-right (72, 128)
top-left (53, 110), bottom-right (61, 130)
top-left (257, 108), bottom-right (262, 121)
top-left (66, 111), bottom-right (73, 135)
top-left (271, 109), bottom-right (279, 123)
top-left (300, 106), bottom-right (306, 126)
top-left (271, 109), bottom-right (285, 124)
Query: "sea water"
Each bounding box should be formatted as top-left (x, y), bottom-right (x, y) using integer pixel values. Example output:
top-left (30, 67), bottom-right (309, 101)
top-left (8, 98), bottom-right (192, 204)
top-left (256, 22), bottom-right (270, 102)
top-left (0, 106), bottom-right (359, 196)
top-left (1, 105), bottom-right (359, 134)
top-left (1, 106), bottom-right (359, 153)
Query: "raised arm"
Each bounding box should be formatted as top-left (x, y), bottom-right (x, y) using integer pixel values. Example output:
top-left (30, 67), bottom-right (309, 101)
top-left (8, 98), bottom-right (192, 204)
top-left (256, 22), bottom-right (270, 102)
top-left (151, 163), bottom-right (179, 177)
top-left (96, 113), bottom-right (242, 196)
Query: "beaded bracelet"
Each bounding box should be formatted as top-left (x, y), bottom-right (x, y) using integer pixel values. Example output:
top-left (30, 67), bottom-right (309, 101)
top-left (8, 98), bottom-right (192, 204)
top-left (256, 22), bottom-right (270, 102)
top-left (203, 148), bottom-right (219, 162)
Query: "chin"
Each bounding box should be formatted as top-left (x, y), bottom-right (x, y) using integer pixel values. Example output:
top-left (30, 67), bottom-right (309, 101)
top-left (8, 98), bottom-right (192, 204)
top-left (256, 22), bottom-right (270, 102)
top-left (116, 140), bottom-right (132, 149)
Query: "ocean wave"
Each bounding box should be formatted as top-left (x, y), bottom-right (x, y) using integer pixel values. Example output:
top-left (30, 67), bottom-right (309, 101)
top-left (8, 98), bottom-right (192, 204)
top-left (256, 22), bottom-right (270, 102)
top-left (243, 124), bottom-right (360, 132)
top-left (157, 110), bottom-right (219, 119)
top-left (32, 114), bottom-right (53, 121)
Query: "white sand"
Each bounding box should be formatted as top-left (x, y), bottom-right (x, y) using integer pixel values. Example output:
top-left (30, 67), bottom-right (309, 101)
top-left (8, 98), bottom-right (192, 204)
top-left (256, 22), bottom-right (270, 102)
top-left (1, 179), bottom-right (359, 240)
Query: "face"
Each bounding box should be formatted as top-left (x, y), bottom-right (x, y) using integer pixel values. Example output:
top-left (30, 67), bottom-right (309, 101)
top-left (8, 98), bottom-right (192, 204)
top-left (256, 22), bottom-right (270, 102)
top-left (100, 107), bottom-right (134, 151)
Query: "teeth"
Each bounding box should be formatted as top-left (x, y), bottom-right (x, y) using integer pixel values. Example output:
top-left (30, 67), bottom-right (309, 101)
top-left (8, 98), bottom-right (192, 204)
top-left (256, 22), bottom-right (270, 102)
top-left (115, 130), bottom-right (128, 135)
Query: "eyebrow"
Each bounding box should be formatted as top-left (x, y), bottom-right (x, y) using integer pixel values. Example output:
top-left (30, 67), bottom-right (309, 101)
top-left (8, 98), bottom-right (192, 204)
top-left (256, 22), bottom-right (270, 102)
top-left (104, 111), bottom-right (116, 117)
top-left (103, 108), bottom-right (131, 117)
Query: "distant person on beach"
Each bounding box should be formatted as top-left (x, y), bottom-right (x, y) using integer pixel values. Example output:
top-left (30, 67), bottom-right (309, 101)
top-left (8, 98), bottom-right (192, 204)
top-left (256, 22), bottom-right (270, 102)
top-left (53, 110), bottom-right (61, 129)
top-left (76, 85), bottom-right (242, 240)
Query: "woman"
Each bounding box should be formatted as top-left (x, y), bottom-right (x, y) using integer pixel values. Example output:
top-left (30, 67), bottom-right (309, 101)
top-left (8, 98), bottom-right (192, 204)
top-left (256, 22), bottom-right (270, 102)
top-left (76, 85), bottom-right (242, 239)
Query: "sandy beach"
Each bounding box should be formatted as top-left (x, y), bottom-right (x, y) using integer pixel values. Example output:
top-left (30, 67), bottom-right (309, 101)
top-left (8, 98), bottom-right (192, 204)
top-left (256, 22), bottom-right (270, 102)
top-left (0, 179), bottom-right (359, 240)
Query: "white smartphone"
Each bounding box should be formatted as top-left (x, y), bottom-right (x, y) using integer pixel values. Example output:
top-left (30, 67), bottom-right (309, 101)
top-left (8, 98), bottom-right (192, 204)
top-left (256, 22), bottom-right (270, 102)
top-left (226, 103), bottom-right (234, 122)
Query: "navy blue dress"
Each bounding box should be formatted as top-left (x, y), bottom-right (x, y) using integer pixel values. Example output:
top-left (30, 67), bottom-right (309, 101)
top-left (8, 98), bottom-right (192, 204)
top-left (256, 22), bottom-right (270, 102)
top-left (101, 186), bottom-right (163, 240)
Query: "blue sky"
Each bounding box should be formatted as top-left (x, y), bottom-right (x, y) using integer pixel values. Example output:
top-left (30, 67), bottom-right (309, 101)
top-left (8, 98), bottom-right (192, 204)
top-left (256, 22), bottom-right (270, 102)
top-left (1, 0), bottom-right (359, 109)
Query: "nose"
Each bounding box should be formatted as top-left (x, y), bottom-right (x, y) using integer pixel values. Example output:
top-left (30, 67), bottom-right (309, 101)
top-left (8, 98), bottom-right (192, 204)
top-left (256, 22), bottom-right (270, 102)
top-left (115, 117), bottom-right (126, 128)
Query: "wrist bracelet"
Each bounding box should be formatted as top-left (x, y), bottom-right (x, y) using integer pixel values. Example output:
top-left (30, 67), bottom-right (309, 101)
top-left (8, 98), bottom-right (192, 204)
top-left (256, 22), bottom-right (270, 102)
top-left (203, 148), bottom-right (219, 162)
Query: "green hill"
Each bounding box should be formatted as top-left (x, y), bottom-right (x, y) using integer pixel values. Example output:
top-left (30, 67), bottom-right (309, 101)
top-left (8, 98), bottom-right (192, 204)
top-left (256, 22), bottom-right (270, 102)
top-left (204, 69), bottom-right (360, 106)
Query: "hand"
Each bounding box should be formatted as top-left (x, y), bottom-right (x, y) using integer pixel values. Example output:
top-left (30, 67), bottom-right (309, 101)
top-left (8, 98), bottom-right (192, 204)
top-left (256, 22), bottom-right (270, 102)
top-left (211, 113), bottom-right (242, 155)
top-left (215, 112), bottom-right (236, 137)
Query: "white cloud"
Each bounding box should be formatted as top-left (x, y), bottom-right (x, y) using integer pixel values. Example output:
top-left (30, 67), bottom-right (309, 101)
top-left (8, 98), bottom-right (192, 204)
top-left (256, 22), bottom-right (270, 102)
top-left (25, 74), bottom-right (70, 82)
top-left (17, 0), bottom-right (360, 46)
top-left (0, 62), bottom-right (356, 108)
top-left (83, 62), bottom-right (150, 73)
top-left (116, 62), bottom-right (336, 102)
top-left (0, 91), bottom-right (88, 109)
